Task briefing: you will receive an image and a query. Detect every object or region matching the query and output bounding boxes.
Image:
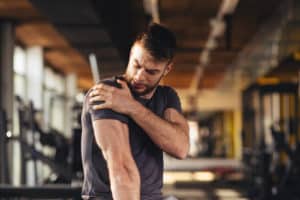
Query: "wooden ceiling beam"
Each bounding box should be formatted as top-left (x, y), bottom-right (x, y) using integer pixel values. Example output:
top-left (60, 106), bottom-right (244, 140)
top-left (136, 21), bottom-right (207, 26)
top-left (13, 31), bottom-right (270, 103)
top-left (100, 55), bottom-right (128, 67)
top-left (44, 49), bottom-right (89, 74)
top-left (176, 37), bottom-right (255, 50)
top-left (174, 51), bottom-right (236, 64)
top-left (16, 23), bottom-right (69, 48)
top-left (163, 17), bottom-right (210, 30)
top-left (78, 77), bottom-right (93, 91)
top-left (177, 39), bottom-right (207, 49)
top-left (0, 0), bottom-right (43, 20)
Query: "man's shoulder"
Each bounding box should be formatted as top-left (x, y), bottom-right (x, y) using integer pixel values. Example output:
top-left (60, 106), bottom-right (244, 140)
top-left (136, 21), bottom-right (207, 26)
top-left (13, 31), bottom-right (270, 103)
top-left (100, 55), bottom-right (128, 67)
top-left (157, 85), bottom-right (171, 91)
top-left (100, 76), bottom-right (122, 88)
top-left (85, 76), bottom-right (129, 124)
top-left (157, 85), bottom-right (178, 96)
top-left (83, 77), bottom-right (115, 109)
top-left (84, 76), bottom-right (120, 100)
top-left (157, 85), bottom-right (182, 111)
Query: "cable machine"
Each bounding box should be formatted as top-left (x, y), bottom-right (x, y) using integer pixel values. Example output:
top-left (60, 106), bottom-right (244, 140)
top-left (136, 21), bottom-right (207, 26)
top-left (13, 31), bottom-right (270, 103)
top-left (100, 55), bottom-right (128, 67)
top-left (242, 82), bottom-right (300, 199)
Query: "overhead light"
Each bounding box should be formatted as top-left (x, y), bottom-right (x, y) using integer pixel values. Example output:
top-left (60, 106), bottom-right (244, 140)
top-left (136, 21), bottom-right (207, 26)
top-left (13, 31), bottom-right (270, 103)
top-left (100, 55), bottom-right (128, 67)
top-left (219, 0), bottom-right (239, 15)
top-left (151, 0), bottom-right (160, 23)
top-left (190, 0), bottom-right (239, 92)
top-left (143, 0), bottom-right (160, 23)
top-left (143, 0), bottom-right (152, 15)
top-left (210, 18), bottom-right (226, 38)
top-left (205, 37), bottom-right (218, 50)
top-left (200, 50), bottom-right (210, 65)
top-left (189, 65), bottom-right (204, 94)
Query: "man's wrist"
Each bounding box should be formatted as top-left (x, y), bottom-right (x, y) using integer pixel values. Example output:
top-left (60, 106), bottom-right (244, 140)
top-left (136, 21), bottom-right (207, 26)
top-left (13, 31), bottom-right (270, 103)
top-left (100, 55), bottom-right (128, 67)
top-left (127, 100), bottom-right (142, 117)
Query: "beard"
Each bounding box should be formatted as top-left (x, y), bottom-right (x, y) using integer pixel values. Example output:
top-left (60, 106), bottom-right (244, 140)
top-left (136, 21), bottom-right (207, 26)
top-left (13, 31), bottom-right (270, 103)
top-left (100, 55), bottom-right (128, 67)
top-left (124, 74), bottom-right (162, 97)
top-left (132, 82), bottom-right (159, 96)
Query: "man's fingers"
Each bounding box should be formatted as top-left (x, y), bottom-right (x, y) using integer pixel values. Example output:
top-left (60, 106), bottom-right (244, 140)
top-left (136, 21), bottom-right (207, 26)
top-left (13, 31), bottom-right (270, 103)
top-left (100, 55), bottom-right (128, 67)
top-left (89, 90), bottom-right (98, 97)
top-left (93, 83), bottom-right (115, 93)
top-left (89, 86), bottom-right (112, 98)
top-left (89, 95), bottom-right (105, 103)
top-left (92, 103), bottom-right (109, 110)
top-left (117, 79), bottom-right (129, 90)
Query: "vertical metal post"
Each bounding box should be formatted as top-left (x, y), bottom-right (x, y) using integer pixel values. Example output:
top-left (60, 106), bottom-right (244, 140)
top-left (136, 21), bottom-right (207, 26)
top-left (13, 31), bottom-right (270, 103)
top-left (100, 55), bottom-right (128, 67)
top-left (0, 20), bottom-right (14, 184)
top-left (0, 110), bottom-right (9, 183)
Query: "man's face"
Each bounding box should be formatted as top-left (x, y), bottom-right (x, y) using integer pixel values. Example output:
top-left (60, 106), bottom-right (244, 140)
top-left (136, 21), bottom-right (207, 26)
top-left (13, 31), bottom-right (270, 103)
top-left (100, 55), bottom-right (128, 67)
top-left (125, 43), bottom-right (172, 97)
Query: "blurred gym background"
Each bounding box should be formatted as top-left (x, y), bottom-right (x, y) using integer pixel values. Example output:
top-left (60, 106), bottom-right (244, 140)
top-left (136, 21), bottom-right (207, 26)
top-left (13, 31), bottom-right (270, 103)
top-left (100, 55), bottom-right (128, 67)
top-left (1, 0), bottom-right (300, 199)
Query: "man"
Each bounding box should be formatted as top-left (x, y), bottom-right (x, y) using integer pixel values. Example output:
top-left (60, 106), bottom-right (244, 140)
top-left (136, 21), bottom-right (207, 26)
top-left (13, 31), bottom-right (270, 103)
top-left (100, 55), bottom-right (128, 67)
top-left (81, 23), bottom-right (189, 200)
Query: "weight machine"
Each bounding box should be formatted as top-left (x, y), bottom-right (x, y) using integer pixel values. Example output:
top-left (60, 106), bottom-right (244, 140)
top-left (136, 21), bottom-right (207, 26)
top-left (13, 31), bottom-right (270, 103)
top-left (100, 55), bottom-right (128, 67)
top-left (242, 82), bottom-right (300, 200)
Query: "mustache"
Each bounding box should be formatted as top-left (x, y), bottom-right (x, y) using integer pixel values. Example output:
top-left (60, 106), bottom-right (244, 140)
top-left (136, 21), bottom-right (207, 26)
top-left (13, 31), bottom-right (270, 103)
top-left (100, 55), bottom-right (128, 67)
top-left (132, 81), bottom-right (146, 85)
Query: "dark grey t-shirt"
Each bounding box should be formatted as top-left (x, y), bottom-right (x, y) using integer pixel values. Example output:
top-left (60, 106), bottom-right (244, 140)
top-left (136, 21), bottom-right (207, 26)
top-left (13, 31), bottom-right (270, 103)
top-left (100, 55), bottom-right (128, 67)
top-left (81, 77), bottom-right (182, 200)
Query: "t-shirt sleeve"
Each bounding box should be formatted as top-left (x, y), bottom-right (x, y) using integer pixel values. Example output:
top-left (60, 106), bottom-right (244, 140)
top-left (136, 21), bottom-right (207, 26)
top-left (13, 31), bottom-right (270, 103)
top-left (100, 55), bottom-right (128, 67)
top-left (165, 87), bottom-right (183, 114)
top-left (87, 79), bottom-right (129, 124)
top-left (90, 107), bottom-right (129, 124)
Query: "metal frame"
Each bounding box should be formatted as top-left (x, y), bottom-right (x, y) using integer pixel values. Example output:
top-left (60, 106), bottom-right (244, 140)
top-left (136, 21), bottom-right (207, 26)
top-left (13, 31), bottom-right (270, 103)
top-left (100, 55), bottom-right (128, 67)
top-left (0, 110), bottom-right (9, 184)
top-left (0, 185), bottom-right (81, 199)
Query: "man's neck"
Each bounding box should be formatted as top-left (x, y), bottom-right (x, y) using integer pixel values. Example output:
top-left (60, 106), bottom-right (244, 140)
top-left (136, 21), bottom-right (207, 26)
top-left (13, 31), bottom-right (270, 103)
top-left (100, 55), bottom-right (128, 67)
top-left (137, 86), bottom-right (159, 100)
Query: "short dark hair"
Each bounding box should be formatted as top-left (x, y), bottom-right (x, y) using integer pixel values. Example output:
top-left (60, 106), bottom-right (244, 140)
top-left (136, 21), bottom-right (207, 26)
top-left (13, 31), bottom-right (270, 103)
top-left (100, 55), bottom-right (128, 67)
top-left (134, 23), bottom-right (176, 62)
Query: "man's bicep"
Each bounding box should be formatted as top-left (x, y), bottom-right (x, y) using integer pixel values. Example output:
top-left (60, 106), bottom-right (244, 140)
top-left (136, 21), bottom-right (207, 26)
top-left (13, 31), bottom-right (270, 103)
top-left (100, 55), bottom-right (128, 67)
top-left (92, 119), bottom-right (130, 161)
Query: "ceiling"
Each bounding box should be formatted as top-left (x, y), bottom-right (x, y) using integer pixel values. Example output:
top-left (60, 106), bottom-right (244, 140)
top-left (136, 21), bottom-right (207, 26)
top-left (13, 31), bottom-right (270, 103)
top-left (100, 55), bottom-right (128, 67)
top-left (0, 0), bottom-right (298, 91)
top-left (160, 0), bottom-right (284, 89)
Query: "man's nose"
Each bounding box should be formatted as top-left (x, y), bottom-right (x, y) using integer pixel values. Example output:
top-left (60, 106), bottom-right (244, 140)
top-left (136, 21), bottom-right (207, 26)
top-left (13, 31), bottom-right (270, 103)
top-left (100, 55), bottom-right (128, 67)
top-left (135, 68), bottom-right (146, 81)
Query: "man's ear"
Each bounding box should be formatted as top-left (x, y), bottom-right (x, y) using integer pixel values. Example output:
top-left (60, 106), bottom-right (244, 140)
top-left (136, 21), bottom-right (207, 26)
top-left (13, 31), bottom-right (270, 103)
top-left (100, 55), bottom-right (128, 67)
top-left (163, 62), bottom-right (173, 76)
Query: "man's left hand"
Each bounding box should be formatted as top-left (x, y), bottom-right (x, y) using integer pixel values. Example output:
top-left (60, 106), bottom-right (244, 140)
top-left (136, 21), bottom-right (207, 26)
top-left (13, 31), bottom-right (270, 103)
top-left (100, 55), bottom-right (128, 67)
top-left (89, 79), bottom-right (136, 114)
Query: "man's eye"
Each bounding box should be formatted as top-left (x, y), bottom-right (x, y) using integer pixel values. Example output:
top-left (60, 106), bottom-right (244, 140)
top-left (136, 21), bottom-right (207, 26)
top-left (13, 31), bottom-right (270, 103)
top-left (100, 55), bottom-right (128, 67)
top-left (147, 71), bottom-right (156, 75)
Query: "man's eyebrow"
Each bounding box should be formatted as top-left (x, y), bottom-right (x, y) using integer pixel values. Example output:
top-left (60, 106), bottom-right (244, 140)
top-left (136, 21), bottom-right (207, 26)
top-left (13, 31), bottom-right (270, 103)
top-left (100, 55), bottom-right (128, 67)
top-left (134, 59), bottom-right (160, 72)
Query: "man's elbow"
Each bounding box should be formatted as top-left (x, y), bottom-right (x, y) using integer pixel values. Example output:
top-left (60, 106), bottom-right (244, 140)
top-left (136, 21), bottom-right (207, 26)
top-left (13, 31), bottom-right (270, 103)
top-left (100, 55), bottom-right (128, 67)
top-left (176, 146), bottom-right (189, 159)
top-left (174, 140), bottom-right (189, 160)
top-left (175, 125), bottom-right (190, 159)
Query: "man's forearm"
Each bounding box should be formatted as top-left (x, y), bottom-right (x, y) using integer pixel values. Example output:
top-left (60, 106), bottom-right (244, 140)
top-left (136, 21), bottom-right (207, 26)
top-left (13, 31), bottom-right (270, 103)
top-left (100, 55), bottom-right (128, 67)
top-left (110, 175), bottom-right (140, 200)
top-left (108, 156), bottom-right (140, 200)
top-left (92, 119), bottom-right (140, 200)
top-left (110, 172), bottom-right (140, 200)
top-left (128, 101), bottom-right (189, 159)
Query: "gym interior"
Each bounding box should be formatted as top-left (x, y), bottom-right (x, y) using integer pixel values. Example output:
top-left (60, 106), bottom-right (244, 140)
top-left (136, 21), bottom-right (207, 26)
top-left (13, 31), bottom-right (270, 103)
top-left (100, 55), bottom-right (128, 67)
top-left (1, 0), bottom-right (300, 199)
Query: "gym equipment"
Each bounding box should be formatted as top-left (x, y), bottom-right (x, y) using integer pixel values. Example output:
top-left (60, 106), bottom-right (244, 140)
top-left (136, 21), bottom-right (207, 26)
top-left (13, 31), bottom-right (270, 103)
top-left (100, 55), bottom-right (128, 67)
top-left (70, 102), bottom-right (83, 179)
top-left (269, 124), bottom-right (300, 199)
top-left (0, 109), bottom-right (9, 184)
top-left (3, 96), bottom-right (81, 184)
top-left (89, 53), bottom-right (101, 83)
top-left (0, 95), bottom-right (84, 198)
top-left (0, 185), bottom-right (81, 199)
top-left (242, 82), bottom-right (300, 200)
